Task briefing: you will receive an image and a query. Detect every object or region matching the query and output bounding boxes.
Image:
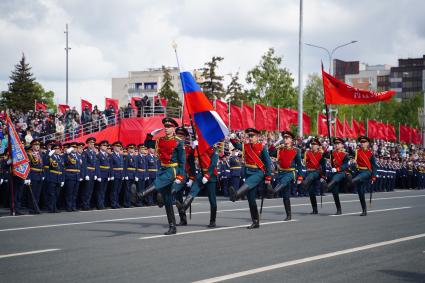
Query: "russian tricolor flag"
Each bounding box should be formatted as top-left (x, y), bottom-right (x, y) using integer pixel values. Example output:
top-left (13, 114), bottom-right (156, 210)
top-left (180, 71), bottom-right (229, 153)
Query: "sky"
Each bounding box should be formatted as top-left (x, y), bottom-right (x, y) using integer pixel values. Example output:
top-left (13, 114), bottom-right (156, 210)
top-left (1, 0), bottom-right (424, 109)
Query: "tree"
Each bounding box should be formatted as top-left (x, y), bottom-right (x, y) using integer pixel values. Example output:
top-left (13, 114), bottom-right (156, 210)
top-left (246, 48), bottom-right (296, 108)
top-left (158, 66), bottom-right (181, 109)
top-left (1, 53), bottom-right (55, 111)
top-left (225, 72), bottom-right (245, 106)
top-left (303, 73), bottom-right (324, 117)
top-left (200, 56), bottom-right (225, 100)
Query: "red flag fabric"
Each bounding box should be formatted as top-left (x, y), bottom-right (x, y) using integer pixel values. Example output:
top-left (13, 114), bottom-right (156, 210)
top-left (131, 97), bottom-right (141, 112)
top-left (278, 108), bottom-right (295, 131)
top-left (215, 100), bottom-right (229, 128)
top-left (6, 114), bottom-right (30, 179)
top-left (317, 114), bottom-right (335, 136)
top-left (105, 98), bottom-right (119, 113)
top-left (81, 99), bottom-right (92, 112)
top-left (412, 128), bottom-right (422, 145)
top-left (336, 118), bottom-right (345, 138)
top-left (322, 69), bottom-right (396, 105)
top-left (242, 104), bottom-right (255, 129)
top-left (255, 105), bottom-right (277, 131)
top-left (160, 98), bottom-right (167, 107)
top-left (58, 104), bottom-right (70, 114)
top-left (399, 125), bottom-right (411, 143)
top-left (368, 120), bottom-right (389, 140)
top-left (35, 102), bottom-right (47, 111)
top-left (387, 124), bottom-right (397, 141)
top-left (344, 118), bottom-right (356, 138)
top-left (352, 119), bottom-right (366, 136)
top-left (302, 113), bottom-right (311, 135)
top-left (230, 104), bottom-right (244, 130)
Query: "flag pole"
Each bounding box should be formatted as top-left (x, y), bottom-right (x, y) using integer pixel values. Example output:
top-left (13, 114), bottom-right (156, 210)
top-left (228, 101), bottom-right (231, 130)
top-left (6, 113), bottom-right (15, 216)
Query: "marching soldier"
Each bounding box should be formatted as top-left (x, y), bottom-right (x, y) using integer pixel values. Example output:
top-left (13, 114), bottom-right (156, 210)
top-left (145, 146), bottom-right (158, 206)
top-left (110, 141), bottom-right (124, 209)
top-left (135, 144), bottom-right (147, 207)
top-left (301, 137), bottom-right (326, 215)
top-left (137, 118), bottom-right (185, 235)
top-left (123, 144), bottom-right (137, 208)
top-left (326, 137), bottom-right (349, 215)
top-left (268, 131), bottom-right (303, 221)
top-left (229, 148), bottom-right (242, 196)
top-left (64, 142), bottom-right (81, 212)
top-left (26, 139), bottom-right (44, 214)
top-left (351, 136), bottom-right (378, 216)
top-left (96, 140), bottom-right (111, 209)
top-left (81, 137), bottom-right (98, 210)
top-left (46, 143), bottom-right (64, 213)
top-left (228, 128), bottom-right (272, 229)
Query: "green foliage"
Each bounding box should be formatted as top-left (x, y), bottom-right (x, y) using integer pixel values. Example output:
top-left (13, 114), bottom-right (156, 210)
top-left (225, 72), bottom-right (245, 107)
top-left (200, 56), bottom-right (225, 100)
top-left (158, 66), bottom-right (181, 108)
top-left (1, 53), bottom-right (55, 111)
top-left (246, 48), bottom-right (297, 108)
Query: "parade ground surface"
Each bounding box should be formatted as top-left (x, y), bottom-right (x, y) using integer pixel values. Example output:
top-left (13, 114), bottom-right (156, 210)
top-left (1, 190), bottom-right (424, 283)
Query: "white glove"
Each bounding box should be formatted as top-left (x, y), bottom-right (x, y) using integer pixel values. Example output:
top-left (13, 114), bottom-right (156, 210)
top-left (24, 179), bottom-right (31, 185)
top-left (110, 176), bottom-right (114, 181)
top-left (297, 179), bottom-right (302, 185)
top-left (202, 176), bottom-right (208, 184)
top-left (273, 138), bottom-right (283, 146)
top-left (186, 179), bottom-right (194, 187)
top-left (66, 148), bottom-right (74, 154)
top-left (125, 176), bottom-right (129, 180)
top-left (94, 175), bottom-right (97, 180)
top-left (328, 146), bottom-right (333, 151)
top-left (191, 140), bottom-right (198, 149)
top-left (97, 178), bottom-right (102, 182)
top-left (42, 177), bottom-right (45, 181)
top-left (174, 179), bottom-right (182, 184)
top-left (145, 177), bottom-right (149, 181)
top-left (230, 133), bottom-right (237, 139)
top-left (49, 150), bottom-right (55, 156)
top-left (242, 178), bottom-right (246, 182)
top-left (0, 179), bottom-right (3, 185)
top-left (79, 178), bottom-right (83, 181)
top-left (135, 177), bottom-right (139, 182)
top-left (85, 176), bottom-right (90, 181)
top-left (331, 168), bottom-right (337, 173)
top-left (7, 159), bottom-right (12, 165)
top-left (122, 177), bottom-right (125, 180)
top-left (60, 182), bottom-right (64, 187)
top-left (151, 128), bottom-right (164, 136)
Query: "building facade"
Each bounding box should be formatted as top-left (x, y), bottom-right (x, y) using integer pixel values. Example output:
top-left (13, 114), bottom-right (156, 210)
top-left (390, 55), bottom-right (425, 99)
top-left (345, 64), bottom-right (391, 91)
top-left (333, 59), bottom-right (359, 81)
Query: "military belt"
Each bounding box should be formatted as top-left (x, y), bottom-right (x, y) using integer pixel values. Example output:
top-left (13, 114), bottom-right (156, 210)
top-left (161, 163), bottom-right (178, 167)
top-left (230, 166), bottom-right (241, 169)
top-left (65, 169), bottom-right (80, 173)
top-left (99, 166), bottom-right (110, 169)
top-left (31, 168), bottom-right (43, 172)
top-left (87, 167), bottom-right (96, 170)
top-left (50, 170), bottom-right (62, 175)
top-left (127, 168), bottom-right (136, 171)
top-left (245, 164), bottom-right (259, 169)
top-left (113, 168), bottom-right (123, 171)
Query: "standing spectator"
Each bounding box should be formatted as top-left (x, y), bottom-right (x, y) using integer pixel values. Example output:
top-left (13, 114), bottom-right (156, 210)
top-left (24, 129), bottom-right (33, 145)
top-left (81, 106), bottom-right (92, 134)
top-left (104, 105), bottom-right (116, 125)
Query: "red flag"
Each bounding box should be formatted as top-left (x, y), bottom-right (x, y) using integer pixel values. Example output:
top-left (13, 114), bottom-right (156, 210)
top-left (215, 100), bottom-right (229, 128)
top-left (81, 99), bottom-right (92, 112)
top-left (368, 120), bottom-right (388, 140)
top-left (35, 101), bottom-right (47, 111)
top-left (412, 128), bottom-right (422, 145)
top-left (344, 118), bottom-right (356, 138)
top-left (160, 98), bottom-right (167, 107)
top-left (302, 113), bottom-right (311, 135)
top-left (387, 124), bottom-right (396, 141)
top-left (58, 104), bottom-right (70, 114)
top-left (131, 97), bottom-right (141, 111)
top-left (399, 125), bottom-right (411, 143)
top-left (105, 98), bottom-right (119, 113)
top-left (352, 119), bottom-right (366, 136)
top-left (336, 118), bottom-right (345, 138)
top-left (242, 104), bottom-right (255, 129)
top-left (230, 104), bottom-right (244, 130)
top-left (6, 114), bottom-right (30, 179)
top-left (278, 108), bottom-right (294, 131)
top-left (317, 114), bottom-right (334, 136)
top-left (322, 69), bottom-right (395, 105)
top-left (255, 105), bottom-right (277, 131)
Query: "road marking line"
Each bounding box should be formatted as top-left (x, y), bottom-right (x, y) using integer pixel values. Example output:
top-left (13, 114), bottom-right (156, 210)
top-left (0, 214), bottom-right (35, 219)
top-left (139, 220), bottom-right (297, 240)
top-left (0, 249), bottom-right (61, 259)
top-left (0, 194), bottom-right (423, 232)
top-left (329, 206), bottom-right (412, 216)
top-left (193, 233), bottom-right (425, 283)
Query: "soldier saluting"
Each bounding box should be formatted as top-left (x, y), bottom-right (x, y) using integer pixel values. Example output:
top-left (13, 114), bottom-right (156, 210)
top-left (137, 118), bottom-right (185, 235)
top-left (228, 128), bottom-right (272, 229)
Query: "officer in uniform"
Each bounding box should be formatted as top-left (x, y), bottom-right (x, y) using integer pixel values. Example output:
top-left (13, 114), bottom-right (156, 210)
top-left (96, 140), bottom-right (111, 209)
top-left (301, 137), bottom-right (326, 215)
top-left (123, 144), bottom-right (137, 208)
top-left (26, 139), bottom-right (44, 214)
top-left (137, 118), bottom-right (185, 235)
top-left (81, 137), bottom-right (98, 210)
top-left (110, 141), bottom-right (124, 209)
top-left (145, 146), bottom-right (158, 205)
top-left (219, 153), bottom-right (231, 196)
top-left (326, 137), bottom-right (349, 215)
top-left (64, 142), bottom-right (81, 212)
top-left (228, 128), bottom-right (272, 229)
top-left (268, 131), bottom-right (303, 221)
top-left (350, 136), bottom-right (378, 216)
top-left (135, 144), bottom-right (147, 207)
top-left (46, 143), bottom-right (64, 213)
top-left (229, 148), bottom-right (242, 196)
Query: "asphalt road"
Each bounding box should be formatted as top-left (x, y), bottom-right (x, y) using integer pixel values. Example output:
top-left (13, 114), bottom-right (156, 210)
top-left (0, 190), bottom-right (424, 283)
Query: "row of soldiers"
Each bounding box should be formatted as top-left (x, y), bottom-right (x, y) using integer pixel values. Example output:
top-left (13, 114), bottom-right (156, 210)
top-left (1, 137), bottom-right (162, 215)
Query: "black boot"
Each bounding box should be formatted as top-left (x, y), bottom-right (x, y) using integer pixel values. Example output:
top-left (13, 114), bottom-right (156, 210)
top-left (137, 184), bottom-right (156, 200)
top-left (178, 212), bottom-right (187, 226)
top-left (333, 192), bottom-right (342, 215)
top-left (164, 205), bottom-right (177, 235)
top-left (176, 194), bottom-right (194, 212)
top-left (359, 195), bottom-right (367, 216)
top-left (310, 195), bottom-right (318, 214)
top-left (247, 205), bottom-right (260, 229)
top-left (207, 206), bottom-right (217, 228)
top-left (229, 183), bottom-right (250, 202)
top-left (283, 198), bottom-right (292, 221)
